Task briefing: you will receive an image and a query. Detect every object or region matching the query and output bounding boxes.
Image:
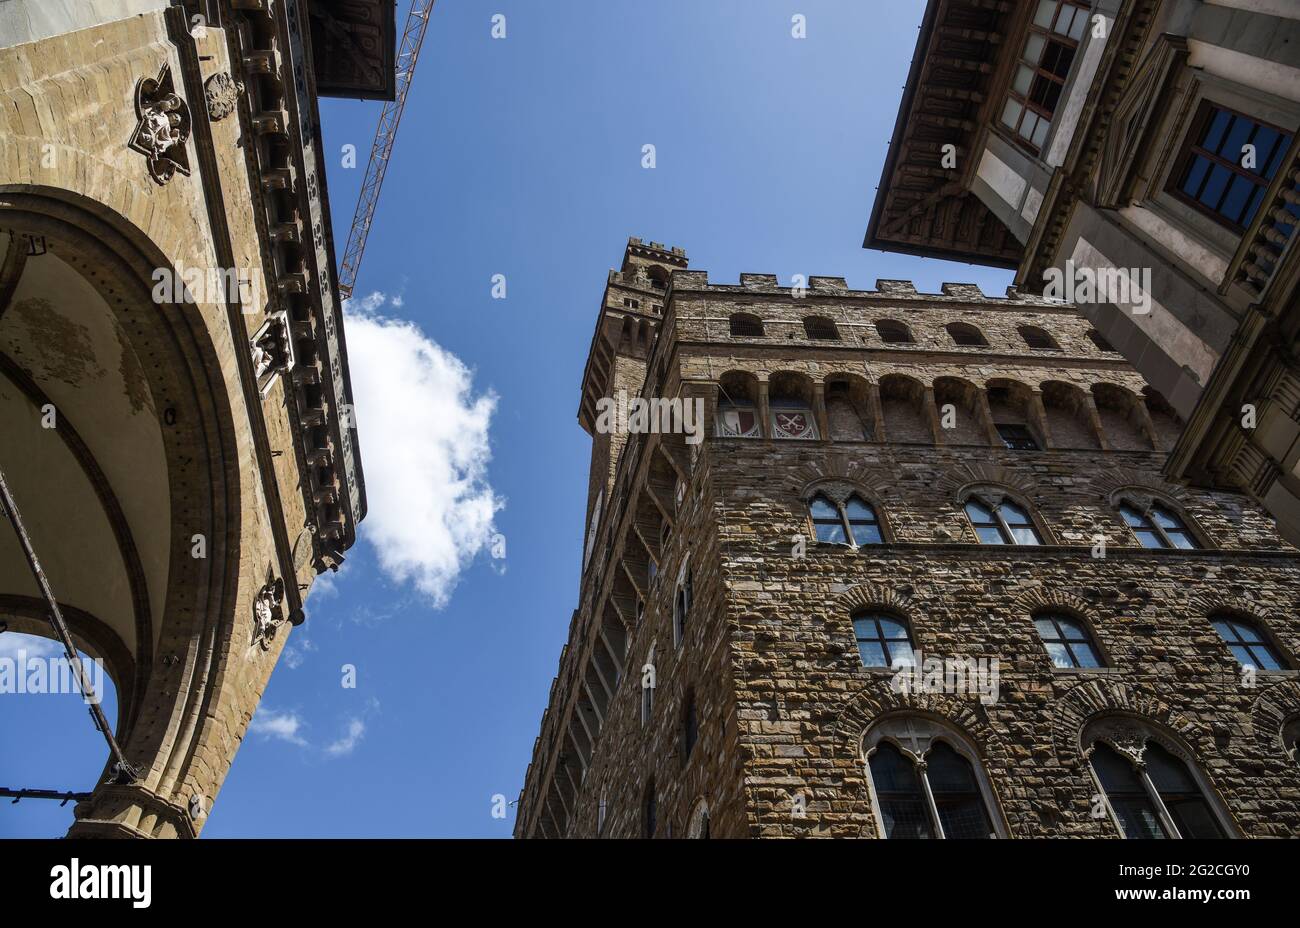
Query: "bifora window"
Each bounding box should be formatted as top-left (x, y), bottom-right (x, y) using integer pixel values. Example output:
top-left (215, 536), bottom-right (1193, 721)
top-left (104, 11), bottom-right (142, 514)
top-left (1087, 725), bottom-right (1228, 838)
top-left (1119, 501), bottom-right (1198, 549)
top-left (1210, 615), bottom-right (1286, 671)
top-left (965, 497), bottom-right (1043, 545)
top-left (809, 493), bottom-right (883, 546)
top-left (852, 612), bottom-right (915, 669)
top-left (864, 718), bottom-right (1002, 839)
top-left (1001, 0), bottom-right (1089, 151)
top-left (1172, 103), bottom-right (1294, 231)
top-left (1034, 614), bottom-right (1103, 668)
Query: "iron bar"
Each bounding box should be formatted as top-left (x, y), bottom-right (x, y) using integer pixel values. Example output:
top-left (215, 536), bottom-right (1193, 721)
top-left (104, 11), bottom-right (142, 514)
top-left (0, 464), bottom-right (137, 783)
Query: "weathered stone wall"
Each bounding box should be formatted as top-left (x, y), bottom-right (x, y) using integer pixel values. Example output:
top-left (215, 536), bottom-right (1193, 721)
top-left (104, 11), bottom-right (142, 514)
top-left (519, 272), bottom-right (1300, 839)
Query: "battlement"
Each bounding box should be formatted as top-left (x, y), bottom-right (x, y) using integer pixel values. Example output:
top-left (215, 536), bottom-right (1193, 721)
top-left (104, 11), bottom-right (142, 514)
top-left (666, 270), bottom-right (1063, 306)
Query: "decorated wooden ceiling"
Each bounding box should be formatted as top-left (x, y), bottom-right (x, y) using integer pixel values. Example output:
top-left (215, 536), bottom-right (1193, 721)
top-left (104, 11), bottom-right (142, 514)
top-left (865, 0), bottom-right (1024, 269)
top-left (308, 0), bottom-right (397, 100)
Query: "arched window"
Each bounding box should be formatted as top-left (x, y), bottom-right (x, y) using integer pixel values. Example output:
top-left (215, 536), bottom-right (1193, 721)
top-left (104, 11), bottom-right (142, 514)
top-left (808, 493), bottom-right (883, 545)
top-left (640, 643), bottom-right (655, 725)
top-left (803, 316), bottom-right (840, 340)
top-left (1034, 613), bottom-right (1103, 668)
top-left (597, 787), bottom-right (608, 836)
top-left (876, 319), bottom-right (913, 344)
top-left (680, 689), bottom-right (698, 762)
top-left (964, 496), bottom-right (1042, 545)
top-left (1018, 325), bottom-right (1059, 350)
top-left (852, 612), bottom-right (915, 668)
top-left (729, 312), bottom-right (764, 337)
top-left (864, 718), bottom-right (1002, 839)
top-left (1086, 722), bottom-right (1229, 838)
top-left (1283, 719), bottom-right (1300, 765)
top-left (673, 561), bottom-right (693, 647)
top-left (1210, 615), bottom-right (1286, 671)
top-left (687, 800), bottom-right (711, 838)
top-left (1118, 500), bottom-right (1198, 549)
top-left (642, 781), bottom-right (657, 838)
top-left (1087, 329), bottom-right (1117, 352)
top-left (946, 322), bottom-right (988, 347)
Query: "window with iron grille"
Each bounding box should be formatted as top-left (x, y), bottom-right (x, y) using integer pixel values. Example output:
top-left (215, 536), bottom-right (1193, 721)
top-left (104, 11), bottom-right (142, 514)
top-left (803, 316), bottom-right (840, 340)
top-left (729, 313), bottom-right (765, 337)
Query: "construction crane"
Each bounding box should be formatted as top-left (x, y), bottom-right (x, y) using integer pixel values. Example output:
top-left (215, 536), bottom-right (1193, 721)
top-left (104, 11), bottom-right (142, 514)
top-left (337, 0), bottom-right (435, 299)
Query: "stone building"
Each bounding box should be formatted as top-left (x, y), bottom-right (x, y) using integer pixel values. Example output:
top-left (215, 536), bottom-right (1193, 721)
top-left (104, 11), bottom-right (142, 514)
top-left (515, 237), bottom-right (1300, 839)
top-left (865, 0), bottom-right (1300, 545)
top-left (0, 0), bottom-right (386, 835)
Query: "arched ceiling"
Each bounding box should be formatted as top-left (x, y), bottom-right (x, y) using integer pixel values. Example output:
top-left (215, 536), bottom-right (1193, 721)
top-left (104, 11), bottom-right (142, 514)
top-left (0, 232), bottom-right (170, 661)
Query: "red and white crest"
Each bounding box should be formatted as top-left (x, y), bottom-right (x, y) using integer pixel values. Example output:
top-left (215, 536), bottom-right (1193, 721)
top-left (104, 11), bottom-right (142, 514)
top-left (772, 409), bottom-right (815, 440)
top-left (719, 405), bottom-right (761, 438)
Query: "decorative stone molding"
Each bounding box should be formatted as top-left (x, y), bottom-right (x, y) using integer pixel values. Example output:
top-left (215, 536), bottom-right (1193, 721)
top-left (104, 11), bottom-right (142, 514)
top-left (935, 462), bottom-right (1037, 503)
top-left (835, 582), bottom-right (915, 618)
top-left (203, 71), bottom-right (243, 121)
top-left (791, 454), bottom-right (890, 500)
top-left (251, 576), bottom-right (286, 650)
top-left (250, 312), bottom-right (294, 396)
top-left (1248, 680), bottom-right (1300, 754)
top-left (1090, 466), bottom-right (1187, 505)
top-left (1011, 586), bottom-right (1096, 620)
top-left (127, 65), bottom-right (191, 185)
top-left (1049, 679), bottom-right (1204, 768)
top-left (831, 683), bottom-right (1002, 762)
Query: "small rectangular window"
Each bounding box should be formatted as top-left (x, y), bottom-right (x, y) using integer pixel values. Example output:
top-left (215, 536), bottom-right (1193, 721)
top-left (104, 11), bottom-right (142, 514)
top-left (997, 424), bottom-right (1040, 451)
top-left (1001, 0), bottom-right (1088, 153)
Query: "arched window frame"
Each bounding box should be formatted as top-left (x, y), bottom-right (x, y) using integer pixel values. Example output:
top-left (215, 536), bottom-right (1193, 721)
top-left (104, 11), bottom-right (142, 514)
top-left (1031, 610), bottom-right (1107, 669)
top-left (851, 609), bottom-right (917, 670)
top-left (1112, 491), bottom-right (1207, 549)
top-left (729, 312), bottom-right (765, 337)
top-left (672, 554), bottom-right (693, 648)
top-left (1018, 324), bottom-right (1060, 350)
top-left (1082, 716), bottom-right (1237, 839)
top-left (597, 786), bottom-right (609, 836)
top-left (686, 798), bottom-right (710, 838)
top-left (1282, 717), bottom-right (1300, 766)
top-left (961, 488), bottom-right (1050, 545)
top-left (805, 486), bottom-right (889, 547)
top-left (862, 716), bottom-right (1007, 839)
top-left (803, 316), bottom-right (841, 340)
top-left (1208, 611), bottom-right (1290, 672)
top-left (946, 321), bottom-right (989, 347)
top-left (875, 319), bottom-right (914, 344)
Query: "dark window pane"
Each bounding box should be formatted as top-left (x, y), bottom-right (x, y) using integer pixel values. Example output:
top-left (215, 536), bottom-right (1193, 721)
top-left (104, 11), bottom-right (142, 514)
top-left (1252, 126), bottom-right (1281, 176)
top-left (1248, 645), bottom-right (1283, 671)
top-left (870, 743), bottom-right (933, 839)
top-left (1144, 743), bottom-right (1197, 794)
top-left (927, 743), bottom-right (994, 839)
top-left (854, 523), bottom-right (884, 545)
top-left (1202, 108), bottom-right (1231, 152)
top-left (1045, 642), bottom-right (1074, 668)
top-left (1198, 164), bottom-right (1231, 211)
top-left (1119, 505), bottom-right (1149, 528)
top-left (857, 640), bottom-right (888, 667)
top-left (1221, 115), bottom-right (1252, 161)
top-left (845, 497), bottom-right (876, 522)
top-left (1090, 742), bottom-right (1170, 839)
top-left (877, 618), bottom-right (908, 640)
top-left (1134, 530), bottom-right (1166, 549)
top-left (1071, 642), bottom-right (1103, 668)
top-left (999, 501), bottom-right (1032, 525)
top-left (1181, 156), bottom-right (1210, 198)
top-left (810, 496), bottom-right (837, 519)
top-left (1243, 185), bottom-right (1268, 227)
top-left (815, 522), bottom-right (846, 544)
top-left (965, 500), bottom-right (995, 523)
top-left (1220, 174), bottom-right (1254, 225)
top-left (1167, 798), bottom-right (1226, 839)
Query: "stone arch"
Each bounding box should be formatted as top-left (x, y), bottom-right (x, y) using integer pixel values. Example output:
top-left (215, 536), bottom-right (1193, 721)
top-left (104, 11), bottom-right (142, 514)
top-left (0, 187), bottom-right (248, 837)
top-left (1143, 386), bottom-right (1183, 451)
top-left (790, 453), bottom-right (891, 499)
top-left (878, 373), bottom-right (930, 444)
top-left (1049, 679), bottom-right (1207, 769)
top-left (832, 686), bottom-right (1006, 767)
top-left (1091, 382), bottom-right (1152, 451)
top-left (984, 377), bottom-right (1042, 447)
top-left (835, 581), bottom-right (917, 617)
top-left (935, 461), bottom-right (1039, 504)
top-left (1041, 380), bottom-right (1099, 449)
top-left (874, 319), bottom-right (914, 344)
top-left (945, 321), bottom-right (988, 347)
top-left (1249, 680), bottom-right (1300, 756)
top-left (823, 372), bottom-right (871, 442)
top-left (933, 375), bottom-right (986, 445)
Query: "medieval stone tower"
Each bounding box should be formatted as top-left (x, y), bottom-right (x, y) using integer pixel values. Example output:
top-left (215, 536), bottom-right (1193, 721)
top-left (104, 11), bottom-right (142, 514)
top-left (0, 2), bottom-right (384, 836)
top-left (516, 237), bottom-right (1300, 839)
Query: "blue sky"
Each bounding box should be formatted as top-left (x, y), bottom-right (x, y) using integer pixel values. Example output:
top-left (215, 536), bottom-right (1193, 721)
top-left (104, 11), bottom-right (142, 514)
top-left (1, 0), bottom-right (1013, 838)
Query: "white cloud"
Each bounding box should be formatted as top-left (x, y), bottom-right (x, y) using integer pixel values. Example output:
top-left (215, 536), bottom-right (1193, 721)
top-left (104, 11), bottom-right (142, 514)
top-left (0, 632), bottom-right (58, 661)
top-left (324, 717), bottom-right (366, 757)
top-left (248, 707), bottom-right (308, 747)
top-left (281, 635), bottom-right (316, 670)
top-left (343, 292), bottom-right (502, 608)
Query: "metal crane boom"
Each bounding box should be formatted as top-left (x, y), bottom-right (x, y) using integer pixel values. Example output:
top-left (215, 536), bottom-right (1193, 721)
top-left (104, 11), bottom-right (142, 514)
top-left (337, 0), bottom-right (435, 299)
